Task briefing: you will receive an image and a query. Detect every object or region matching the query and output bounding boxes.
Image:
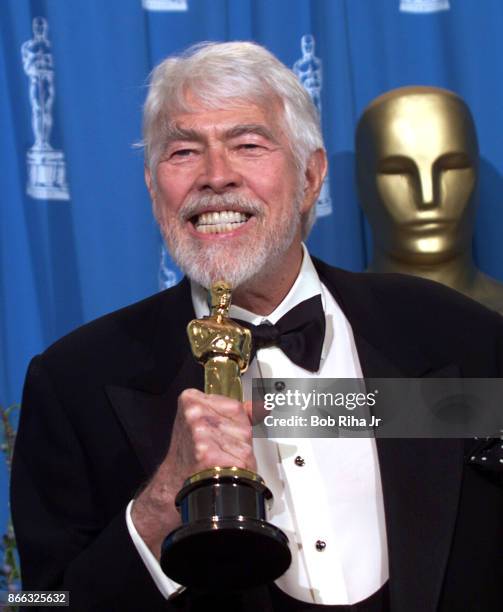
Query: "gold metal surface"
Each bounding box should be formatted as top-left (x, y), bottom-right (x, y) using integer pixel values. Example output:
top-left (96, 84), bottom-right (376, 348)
top-left (185, 281), bottom-right (264, 492)
top-left (356, 86), bottom-right (503, 314)
top-left (187, 281), bottom-right (252, 401)
top-left (186, 466), bottom-right (264, 486)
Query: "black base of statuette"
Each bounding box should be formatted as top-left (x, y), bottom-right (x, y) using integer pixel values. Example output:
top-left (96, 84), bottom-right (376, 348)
top-left (160, 468), bottom-right (291, 589)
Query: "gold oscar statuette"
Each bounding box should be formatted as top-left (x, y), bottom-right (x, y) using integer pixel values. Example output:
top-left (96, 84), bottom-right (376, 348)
top-left (160, 281), bottom-right (291, 589)
top-left (188, 280), bottom-right (251, 401)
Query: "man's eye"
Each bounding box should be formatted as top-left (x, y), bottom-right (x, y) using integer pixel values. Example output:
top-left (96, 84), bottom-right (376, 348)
top-left (172, 149), bottom-right (195, 158)
top-left (237, 143), bottom-right (263, 153)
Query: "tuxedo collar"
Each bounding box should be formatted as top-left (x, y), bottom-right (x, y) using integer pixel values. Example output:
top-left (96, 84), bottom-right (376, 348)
top-left (106, 278), bottom-right (203, 474)
top-left (312, 257), bottom-right (439, 378)
top-left (107, 260), bottom-right (463, 612)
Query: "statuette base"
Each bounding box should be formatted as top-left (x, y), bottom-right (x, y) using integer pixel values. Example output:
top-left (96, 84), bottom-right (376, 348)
top-left (161, 517), bottom-right (290, 589)
top-left (160, 467), bottom-right (291, 588)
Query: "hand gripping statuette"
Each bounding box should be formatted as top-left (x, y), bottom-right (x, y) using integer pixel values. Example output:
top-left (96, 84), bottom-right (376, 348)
top-left (161, 281), bottom-right (291, 588)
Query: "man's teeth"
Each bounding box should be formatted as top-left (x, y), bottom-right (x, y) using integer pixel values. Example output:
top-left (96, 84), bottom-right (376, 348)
top-left (195, 210), bottom-right (249, 233)
top-left (198, 211), bottom-right (248, 224)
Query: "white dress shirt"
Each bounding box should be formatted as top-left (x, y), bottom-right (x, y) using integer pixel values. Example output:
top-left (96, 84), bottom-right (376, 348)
top-left (127, 246), bottom-right (389, 605)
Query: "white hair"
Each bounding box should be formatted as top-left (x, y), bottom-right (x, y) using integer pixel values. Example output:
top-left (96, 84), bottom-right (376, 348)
top-left (142, 41), bottom-right (325, 237)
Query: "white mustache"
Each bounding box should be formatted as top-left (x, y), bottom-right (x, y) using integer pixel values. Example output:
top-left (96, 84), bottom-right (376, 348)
top-left (179, 193), bottom-right (264, 220)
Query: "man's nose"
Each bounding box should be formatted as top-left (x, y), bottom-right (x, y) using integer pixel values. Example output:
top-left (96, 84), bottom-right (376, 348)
top-left (417, 164), bottom-right (436, 208)
top-left (196, 147), bottom-right (242, 193)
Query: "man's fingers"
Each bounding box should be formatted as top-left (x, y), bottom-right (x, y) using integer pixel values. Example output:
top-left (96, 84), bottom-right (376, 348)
top-left (217, 439), bottom-right (256, 470)
top-left (190, 411), bottom-right (254, 469)
top-left (243, 400), bottom-right (255, 423)
top-left (178, 387), bottom-right (206, 403)
top-left (183, 402), bottom-right (204, 423)
top-left (180, 389), bottom-right (250, 425)
top-left (205, 393), bottom-right (249, 422)
top-left (192, 433), bottom-right (255, 470)
top-left (245, 399), bottom-right (267, 425)
top-left (175, 387), bottom-right (256, 472)
top-left (217, 421), bottom-right (252, 442)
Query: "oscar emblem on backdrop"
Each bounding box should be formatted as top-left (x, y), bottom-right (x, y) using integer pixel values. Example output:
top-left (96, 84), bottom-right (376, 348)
top-left (21, 17), bottom-right (70, 201)
top-left (160, 281), bottom-right (291, 588)
top-left (158, 244), bottom-right (178, 290)
top-left (293, 34), bottom-right (332, 218)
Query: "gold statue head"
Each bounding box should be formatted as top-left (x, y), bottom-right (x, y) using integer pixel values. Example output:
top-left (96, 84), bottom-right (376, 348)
top-left (356, 86), bottom-right (478, 265)
top-left (209, 281), bottom-right (233, 317)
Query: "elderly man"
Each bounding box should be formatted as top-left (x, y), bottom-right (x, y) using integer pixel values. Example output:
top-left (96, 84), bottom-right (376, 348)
top-left (11, 43), bottom-right (503, 612)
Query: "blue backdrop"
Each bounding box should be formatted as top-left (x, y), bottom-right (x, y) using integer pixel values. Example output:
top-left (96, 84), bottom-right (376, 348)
top-left (2, 0), bottom-right (503, 553)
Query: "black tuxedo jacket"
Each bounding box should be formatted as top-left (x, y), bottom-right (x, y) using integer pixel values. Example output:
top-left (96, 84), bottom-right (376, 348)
top-left (11, 259), bottom-right (503, 611)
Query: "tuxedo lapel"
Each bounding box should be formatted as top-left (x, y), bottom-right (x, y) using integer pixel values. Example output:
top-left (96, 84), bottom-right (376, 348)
top-left (105, 353), bottom-right (203, 476)
top-left (376, 437), bottom-right (463, 612)
top-left (106, 385), bottom-right (178, 476)
top-left (355, 336), bottom-right (463, 612)
top-left (105, 279), bottom-right (204, 477)
top-left (315, 260), bottom-right (464, 612)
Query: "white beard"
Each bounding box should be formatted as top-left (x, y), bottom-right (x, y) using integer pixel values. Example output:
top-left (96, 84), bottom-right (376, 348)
top-left (158, 192), bottom-right (301, 289)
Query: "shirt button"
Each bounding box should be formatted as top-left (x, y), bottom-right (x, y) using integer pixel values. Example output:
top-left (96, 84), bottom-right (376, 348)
top-left (294, 456), bottom-right (305, 466)
top-left (315, 540), bottom-right (326, 552)
top-left (275, 380), bottom-right (286, 391)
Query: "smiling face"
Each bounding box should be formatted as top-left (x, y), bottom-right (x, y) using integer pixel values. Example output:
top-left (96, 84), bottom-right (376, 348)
top-left (356, 90), bottom-right (478, 264)
top-left (146, 97), bottom-right (321, 290)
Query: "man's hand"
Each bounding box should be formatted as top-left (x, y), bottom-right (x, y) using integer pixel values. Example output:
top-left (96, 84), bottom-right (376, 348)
top-left (131, 388), bottom-right (255, 559)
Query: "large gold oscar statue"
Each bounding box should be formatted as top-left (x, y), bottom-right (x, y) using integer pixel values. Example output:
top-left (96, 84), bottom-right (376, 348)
top-left (356, 86), bottom-right (503, 314)
top-left (160, 282), bottom-right (291, 589)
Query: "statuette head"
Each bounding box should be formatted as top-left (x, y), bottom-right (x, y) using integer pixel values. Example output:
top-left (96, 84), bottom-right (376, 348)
top-left (210, 281), bottom-right (232, 316)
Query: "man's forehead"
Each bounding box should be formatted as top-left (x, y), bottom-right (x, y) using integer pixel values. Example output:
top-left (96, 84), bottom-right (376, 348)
top-left (166, 101), bottom-right (284, 141)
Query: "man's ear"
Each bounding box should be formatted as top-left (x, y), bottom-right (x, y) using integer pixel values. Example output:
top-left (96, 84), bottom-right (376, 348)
top-left (300, 149), bottom-right (328, 215)
top-left (144, 165), bottom-right (156, 201)
top-left (145, 165), bottom-right (162, 221)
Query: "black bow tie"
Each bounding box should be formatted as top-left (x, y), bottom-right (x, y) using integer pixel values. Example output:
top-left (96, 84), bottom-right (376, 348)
top-left (235, 294), bottom-right (325, 372)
